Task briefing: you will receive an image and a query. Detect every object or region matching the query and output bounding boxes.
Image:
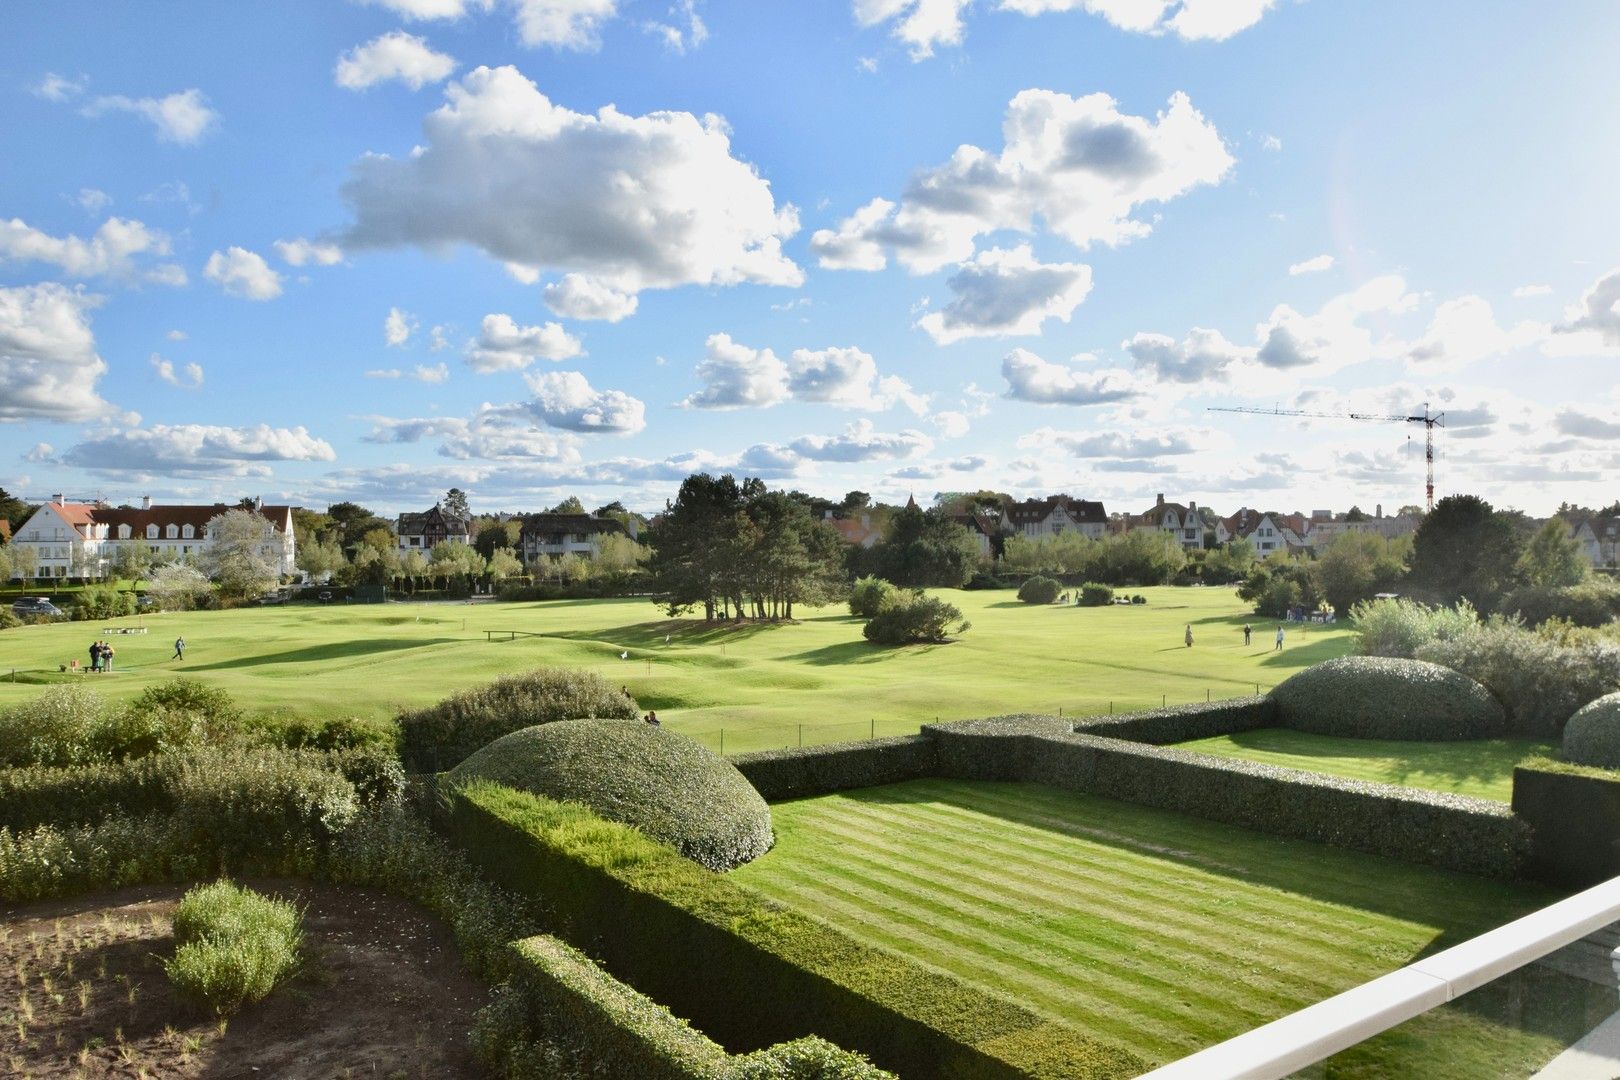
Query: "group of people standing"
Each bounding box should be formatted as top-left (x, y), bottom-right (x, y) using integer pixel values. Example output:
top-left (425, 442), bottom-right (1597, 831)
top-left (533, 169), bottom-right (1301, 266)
top-left (1183, 623), bottom-right (1286, 650)
top-left (86, 640), bottom-right (116, 673)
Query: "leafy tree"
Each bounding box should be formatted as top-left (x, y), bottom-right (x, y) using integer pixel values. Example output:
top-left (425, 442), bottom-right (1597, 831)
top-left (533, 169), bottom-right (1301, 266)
top-left (1410, 495), bottom-right (1524, 608)
top-left (110, 539), bottom-right (157, 582)
top-left (428, 540), bottom-right (485, 586)
top-left (839, 490), bottom-right (871, 515)
top-left (352, 545), bottom-right (400, 586)
top-left (8, 544), bottom-right (38, 583)
top-left (1344, 505), bottom-right (1368, 522)
top-left (848, 575), bottom-right (897, 617)
top-left (867, 503), bottom-right (979, 588)
top-left (1202, 542), bottom-right (1257, 585)
top-left (1001, 532), bottom-right (1095, 577)
top-left (1017, 576), bottom-right (1062, 604)
top-left (147, 563), bottom-right (213, 610)
top-left (549, 496), bottom-right (586, 515)
top-left (595, 533), bottom-right (648, 573)
top-left (296, 538), bottom-right (347, 581)
top-left (1396, 505), bottom-right (1425, 518)
top-left (325, 502), bottom-right (392, 552)
top-left (473, 517), bottom-right (522, 559)
top-left (1516, 519), bottom-right (1589, 587)
top-left (1092, 529), bottom-right (1187, 586)
top-left (1313, 531), bottom-right (1408, 615)
top-left (487, 547), bottom-right (524, 579)
top-left (201, 510), bottom-right (283, 600)
top-left (862, 593), bottom-right (968, 645)
top-left (443, 488), bottom-right (471, 521)
top-left (1239, 556), bottom-right (1321, 616)
top-left (0, 547), bottom-right (11, 583)
top-left (0, 487), bottom-right (34, 534)
top-left (359, 526), bottom-right (397, 557)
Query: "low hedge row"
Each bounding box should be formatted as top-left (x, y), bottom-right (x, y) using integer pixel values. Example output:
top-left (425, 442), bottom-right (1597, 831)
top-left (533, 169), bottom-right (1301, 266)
top-left (1512, 759), bottom-right (1620, 888)
top-left (444, 780), bottom-right (1147, 1080)
top-left (731, 736), bottom-right (938, 802)
top-left (926, 708), bottom-right (1529, 878)
top-left (472, 935), bottom-right (896, 1079)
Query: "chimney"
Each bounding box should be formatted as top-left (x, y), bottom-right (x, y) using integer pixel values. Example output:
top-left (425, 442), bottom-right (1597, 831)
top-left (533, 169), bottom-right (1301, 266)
top-left (53, 493), bottom-right (65, 506)
top-left (1189, 500), bottom-right (1197, 513)
top-left (141, 495), bottom-right (153, 510)
top-left (1156, 494), bottom-right (1165, 507)
top-left (1376, 503), bottom-right (1383, 519)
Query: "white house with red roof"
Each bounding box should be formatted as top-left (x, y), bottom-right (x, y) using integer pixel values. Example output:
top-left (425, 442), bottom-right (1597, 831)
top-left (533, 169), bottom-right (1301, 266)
top-left (8, 495), bottom-right (298, 580)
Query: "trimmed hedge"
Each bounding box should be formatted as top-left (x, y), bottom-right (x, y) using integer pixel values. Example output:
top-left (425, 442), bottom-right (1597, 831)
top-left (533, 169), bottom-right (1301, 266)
top-left (1016, 576), bottom-right (1061, 605)
top-left (398, 667), bottom-right (641, 773)
top-left (444, 781), bottom-right (1148, 1080)
top-left (1078, 583), bottom-right (1114, 607)
top-left (1513, 759), bottom-right (1620, 888)
top-left (1271, 656), bottom-right (1506, 740)
top-left (449, 720), bottom-right (774, 871)
top-left (1564, 693), bottom-right (1620, 769)
top-left (732, 736), bottom-right (938, 802)
top-left (928, 707), bottom-right (1529, 878)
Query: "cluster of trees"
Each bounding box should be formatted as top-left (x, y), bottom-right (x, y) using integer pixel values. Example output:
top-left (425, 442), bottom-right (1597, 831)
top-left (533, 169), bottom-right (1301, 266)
top-left (649, 475), bottom-right (848, 620)
top-left (999, 529), bottom-right (1190, 586)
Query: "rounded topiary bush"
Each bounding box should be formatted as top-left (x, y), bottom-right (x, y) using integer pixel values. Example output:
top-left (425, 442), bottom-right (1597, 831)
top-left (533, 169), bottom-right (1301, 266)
top-left (1564, 692), bottom-right (1620, 768)
top-left (449, 719), bottom-right (773, 870)
top-left (1080, 583), bottom-right (1114, 607)
top-left (1017, 576), bottom-right (1061, 605)
top-left (398, 667), bottom-right (640, 773)
top-left (1270, 656), bottom-right (1506, 741)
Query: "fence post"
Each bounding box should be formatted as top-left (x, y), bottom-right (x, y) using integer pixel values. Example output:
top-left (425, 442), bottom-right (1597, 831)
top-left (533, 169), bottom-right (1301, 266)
top-left (1162, 694), bottom-right (1166, 708)
top-left (870, 718), bottom-right (875, 741)
top-left (719, 729), bottom-right (724, 755)
top-left (798, 723), bottom-right (803, 748)
top-left (1109, 700), bottom-right (1113, 714)
top-left (1206, 689), bottom-right (1211, 702)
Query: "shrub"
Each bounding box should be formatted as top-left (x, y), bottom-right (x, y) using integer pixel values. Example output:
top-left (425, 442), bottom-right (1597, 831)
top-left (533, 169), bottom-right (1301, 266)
top-left (1512, 760), bottom-right (1620, 888)
top-left (847, 575), bottom-right (898, 618)
top-left (247, 713), bottom-right (396, 752)
top-left (0, 683), bottom-right (106, 767)
top-left (0, 814), bottom-right (186, 902)
top-left (449, 720), bottom-right (774, 872)
top-left (861, 594), bottom-right (965, 645)
top-left (726, 1039), bottom-right (899, 1079)
top-left (1270, 656), bottom-right (1506, 740)
top-left (447, 782), bottom-right (1148, 1080)
top-left (1352, 597), bottom-right (1479, 659)
top-left (170, 747), bottom-right (360, 865)
top-left (1015, 575), bottom-right (1061, 605)
top-left (398, 667), bottom-right (640, 773)
top-left (166, 880), bottom-right (302, 1016)
top-left (732, 737), bottom-right (938, 802)
top-left (1498, 580), bottom-right (1620, 628)
top-left (130, 679), bottom-right (242, 727)
top-left (1563, 693), bottom-right (1620, 769)
top-left (1416, 622), bottom-right (1620, 739)
top-left (1079, 583), bottom-right (1114, 607)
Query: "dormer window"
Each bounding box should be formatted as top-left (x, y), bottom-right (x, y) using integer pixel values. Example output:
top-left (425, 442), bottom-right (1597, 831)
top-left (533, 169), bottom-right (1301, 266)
top-left (118, 525), bottom-right (131, 539)
top-left (166, 524), bottom-right (179, 539)
top-left (182, 524), bottom-right (195, 539)
top-left (146, 524), bottom-right (159, 540)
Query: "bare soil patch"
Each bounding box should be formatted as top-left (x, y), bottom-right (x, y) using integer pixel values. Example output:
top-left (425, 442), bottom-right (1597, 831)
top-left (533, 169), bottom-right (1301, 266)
top-left (1, 880), bottom-right (486, 1079)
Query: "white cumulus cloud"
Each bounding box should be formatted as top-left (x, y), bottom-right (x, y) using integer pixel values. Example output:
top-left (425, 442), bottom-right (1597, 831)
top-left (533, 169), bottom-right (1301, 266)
top-left (543, 273), bottom-right (639, 322)
top-left (81, 88), bottom-right (218, 144)
top-left (385, 307), bottom-right (417, 347)
top-left (62, 424), bottom-right (334, 478)
top-left (524, 369), bottom-right (647, 433)
top-left (0, 283), bottom-right (126, 424)
top-left (466, 312), bottom-right (583, 371)
top-left (0, 217), bottom-right (185, 285)
top-left (149, 353), bottom-right (204, 389)
top-left (273, 238), bottom-right (344, 266)
top-left (789, 418), bottom-right (932, 462)
top-left (1288, 253), bottom-right (1334, 275)
top-left (1001, 348), bottom-right (1144, 404)
top-left (916, 245), bottom-right (1093, 344)
top-left (336, 31), bottom-right (457, 90)
top-left (203, 247), bottom-right (283, 300)
top-left (681, 333), bottom-right (788, 410)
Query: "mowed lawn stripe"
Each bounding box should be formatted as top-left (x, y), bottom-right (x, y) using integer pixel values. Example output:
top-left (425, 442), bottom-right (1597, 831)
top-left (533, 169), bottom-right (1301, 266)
top-left (906, 780), bottom-right (1543, 933)
top-left (736, 781), bottom-right (1553, 1063)
top-left (747, 862), bottom-right (1223, 1056)
top-left (799, 794), bottom-right (1440, 970)
top-left (786, 803), bottom-right (1405, 998)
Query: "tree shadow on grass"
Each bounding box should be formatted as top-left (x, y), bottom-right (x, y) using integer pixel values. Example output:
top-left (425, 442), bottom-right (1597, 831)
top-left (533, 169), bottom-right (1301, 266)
top-left (779, 640), bottom-right (934, 666)
top-left (547, 619), bottom-right (791, 650)
top-left (184, 638), bottom-right (459, 670)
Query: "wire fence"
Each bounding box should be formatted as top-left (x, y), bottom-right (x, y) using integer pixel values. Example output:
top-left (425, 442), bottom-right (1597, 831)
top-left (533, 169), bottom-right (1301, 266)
top-left (682, 684), bottom-right (1272, 757)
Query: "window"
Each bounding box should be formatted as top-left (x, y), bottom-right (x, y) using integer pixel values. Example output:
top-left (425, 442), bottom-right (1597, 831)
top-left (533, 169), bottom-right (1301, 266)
top-left (118, 524), bottom-right (131, 539)
top-left (147, 524), bottom-right (159, 539)
top-left (166, 525), bottom-right (179, 539)
top-left (182, 524), bottom-right (195, 539)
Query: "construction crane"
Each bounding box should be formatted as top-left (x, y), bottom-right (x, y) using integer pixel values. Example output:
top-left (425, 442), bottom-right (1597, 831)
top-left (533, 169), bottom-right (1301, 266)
top-left (1207, 403), bottom-right (1446, 512)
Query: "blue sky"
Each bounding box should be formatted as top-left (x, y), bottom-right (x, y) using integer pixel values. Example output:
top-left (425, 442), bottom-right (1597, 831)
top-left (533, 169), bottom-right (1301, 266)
top-left (3, 0), bottom-right (1618, 517)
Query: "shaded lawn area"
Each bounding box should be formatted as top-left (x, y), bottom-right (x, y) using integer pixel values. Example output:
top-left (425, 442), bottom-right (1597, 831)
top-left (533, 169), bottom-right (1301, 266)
top-left (732, 779), bottom-right (1586, 1074)
top-left (1175, 728), bottom-right (1554, 803)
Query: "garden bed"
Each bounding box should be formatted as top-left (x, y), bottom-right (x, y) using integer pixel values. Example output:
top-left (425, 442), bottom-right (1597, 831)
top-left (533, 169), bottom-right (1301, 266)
top-left (1174, 728), bottom-right (1554, 802)
top-left (0, 880), bottom-right (484, 1079)
top-left (730, 778), bottom-right (1574, 1071)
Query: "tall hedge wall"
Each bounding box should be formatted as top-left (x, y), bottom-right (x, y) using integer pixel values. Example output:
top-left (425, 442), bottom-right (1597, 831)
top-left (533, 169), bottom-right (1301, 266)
top-left (1512, 760), bottom-right (1620, 889)
top-left (444, 780), bottom-right (1147, 1080)
top-left (1071, 696), bottom-right (1276, 744)
top-left (731, 736), bottom-right (938, 802)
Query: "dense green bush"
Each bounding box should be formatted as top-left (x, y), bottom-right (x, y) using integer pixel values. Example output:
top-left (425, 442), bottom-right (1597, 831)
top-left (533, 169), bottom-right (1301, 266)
top-left (1416, 623), bottom-right (1620, 739)
top-left (170, 747), bottom-right (360, 864)
top-left (1499, 580), bottom-right (1620, 628)
top-left (72, 585), bottom-right (136, 621)
top-left (447, 782), bottom-right (1148, 1080)
top-left (0, 683), bottom-right (107, 767)
top-left (1016, 575), bottom-right (1061, 605)
top-left (732, 737), bottom-right (938, 802)
top-left (861, 593), bottom-right (966, 645)
top-left (166, 880), bottom-right (302, 1016)
top-left (1270, 656), bottom-right (1506, 740)
top-left (1079, 582), bottom-right (1114, 607)
top-left (0, 679), bottom-right (257, 767)
top-left (1512, 759), bottom-right (1620, 887)
top-left (398, 667), bottom-right (640, 772)
top-left (131, 679), bottom-right (242, 726)
top-left (0, 609), bottom-right (22, 631)
top-left (1563, 693), bottom-right (1620, 769)
top-left (449, 720), bottom-right (773, 871)
top-left (847, 575), bottom-right (898, 618)
top-left (247, 712), bottom-right (397, 752)
top-left (726, 1039), bottom-right (895, 1080)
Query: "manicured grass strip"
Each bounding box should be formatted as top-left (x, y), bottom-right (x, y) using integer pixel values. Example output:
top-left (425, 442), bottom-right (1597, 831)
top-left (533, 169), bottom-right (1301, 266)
top-left (1175, 728), bottom-right (1554, 802)
top-left (731, 779), bottom-right (1556, 1064)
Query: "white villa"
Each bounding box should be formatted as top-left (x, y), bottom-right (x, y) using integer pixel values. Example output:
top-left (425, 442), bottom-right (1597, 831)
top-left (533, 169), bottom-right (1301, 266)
top-left (8, 496), bottom-right (298, 579)
top-left (1129, 494), bottom-right (1217, 550)
top-left (519, 512), bottom-right (635, 561)
top-left (1005, 496), bottom-right (1108, 540)
top-left (1222, 508), bottom-right (1312, 560)
top-left (1573, 517), bottom-right (1620, 568)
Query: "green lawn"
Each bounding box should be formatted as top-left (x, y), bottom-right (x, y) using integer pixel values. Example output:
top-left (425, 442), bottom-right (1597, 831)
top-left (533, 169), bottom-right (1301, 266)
top-left (0, 587), bottom-right (1353, 753)
top-left (731, 779), bottom-right (1588, 1074)
top-left (1175, 729), bottom-right (1554, 803)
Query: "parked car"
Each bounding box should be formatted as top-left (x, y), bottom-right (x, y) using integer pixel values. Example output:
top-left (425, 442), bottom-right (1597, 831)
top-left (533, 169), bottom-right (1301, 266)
top-left (11, 597), bottom-right (64, 618)
top-left (255, 590), bottom-right (290, 605)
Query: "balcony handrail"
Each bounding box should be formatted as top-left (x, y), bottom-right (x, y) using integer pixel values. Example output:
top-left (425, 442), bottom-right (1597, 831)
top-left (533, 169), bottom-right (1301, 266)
top-left (1137, 874), bottom-right (1620, 1080)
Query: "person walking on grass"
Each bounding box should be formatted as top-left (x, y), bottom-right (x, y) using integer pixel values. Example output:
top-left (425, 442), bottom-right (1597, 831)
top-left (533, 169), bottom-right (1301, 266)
top-left (89, 641), bottom-right (101, 674)
top-left (1184, 624), bottom-right (1194, 648)
top-left (172, 636), bottom-right (186, 661)
top-left (102, 642), bottom-right (115, 673)
top-left (1274, 625), bottom-right (1285, 652)
top-left (1243, 623), bottom-right (1252, 647)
